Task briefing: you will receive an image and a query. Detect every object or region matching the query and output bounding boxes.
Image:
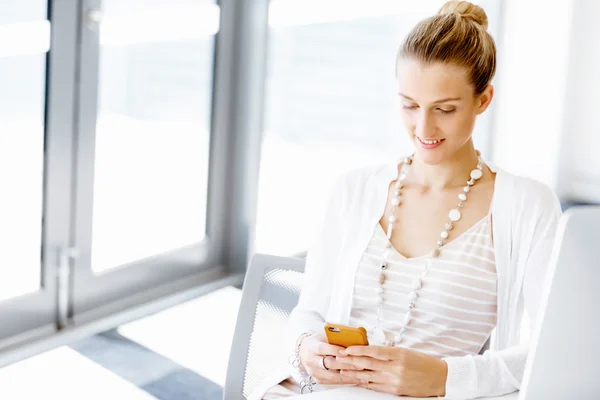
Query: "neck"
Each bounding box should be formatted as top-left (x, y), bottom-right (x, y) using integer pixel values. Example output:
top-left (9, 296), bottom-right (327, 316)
top-left (408, 140), bottom-right (480, 190)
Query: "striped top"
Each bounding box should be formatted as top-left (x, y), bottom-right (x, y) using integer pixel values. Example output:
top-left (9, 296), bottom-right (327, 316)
top-left (349, 214), bottom-right (497, 358)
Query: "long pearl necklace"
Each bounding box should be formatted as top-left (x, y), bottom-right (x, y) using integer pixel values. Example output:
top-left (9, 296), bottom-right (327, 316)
top-left (370, 152), bottom-right (484, 346)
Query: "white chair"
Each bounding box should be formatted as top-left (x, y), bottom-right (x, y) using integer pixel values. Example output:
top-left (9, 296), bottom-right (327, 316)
top-left (224, 253), bottom-right (305, 399)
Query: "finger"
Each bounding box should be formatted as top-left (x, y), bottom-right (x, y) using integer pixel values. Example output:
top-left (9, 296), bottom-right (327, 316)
top-left (307, 354), bottom-right (359, 374)
top-left (323, 356), bottom-right (364, 371)
top-left (310, 355), bottom-right (363, 372)
top-left (336, 355), bottom-right (388, 371)
top-left (343, 345), bottom-right (394, 360)
top-left (358, 381), bottom-right (399, 395)
top-left (311, 369), bottom-right (364, 385)
top-left (316, 341), bottom-right (347, 356)
top-left (339, 369), bottom-right (381, 382)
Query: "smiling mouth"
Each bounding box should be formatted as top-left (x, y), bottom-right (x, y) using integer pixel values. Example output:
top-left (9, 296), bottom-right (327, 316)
top-left (417, 137), bottom-right (445, 145)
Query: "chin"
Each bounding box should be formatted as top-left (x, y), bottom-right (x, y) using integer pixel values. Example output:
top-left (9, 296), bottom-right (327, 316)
top-left (413, 145), bottom-right (448, 166)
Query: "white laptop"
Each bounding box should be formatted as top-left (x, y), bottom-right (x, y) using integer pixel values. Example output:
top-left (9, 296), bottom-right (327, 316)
top-left (520, 205), bottom-right (600, 399)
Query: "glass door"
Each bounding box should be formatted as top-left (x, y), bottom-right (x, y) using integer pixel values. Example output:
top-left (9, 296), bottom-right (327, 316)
top-left (0, 0), bottom-right (74, 345)
top-left (71, 0), bottom-right (220, 318)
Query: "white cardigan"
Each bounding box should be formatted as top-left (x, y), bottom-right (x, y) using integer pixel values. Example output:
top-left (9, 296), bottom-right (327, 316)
top-left (250, 161), bottom-right (562, 400)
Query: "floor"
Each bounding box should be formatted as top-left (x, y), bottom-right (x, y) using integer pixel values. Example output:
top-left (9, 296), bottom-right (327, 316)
top-left (0, 286), bottom-right (243, 400)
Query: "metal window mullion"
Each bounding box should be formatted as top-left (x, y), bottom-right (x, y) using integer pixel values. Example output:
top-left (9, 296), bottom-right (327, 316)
top-left (69, 0), bottom-right (102, 317)
top-left (44, 0), bottom-right (85, 328)
top-left (207, 0), bottom-right (270, 273)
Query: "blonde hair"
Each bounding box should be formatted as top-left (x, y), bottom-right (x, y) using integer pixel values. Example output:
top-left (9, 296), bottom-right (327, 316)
top-left (397, 0), bottom-right (496, 95)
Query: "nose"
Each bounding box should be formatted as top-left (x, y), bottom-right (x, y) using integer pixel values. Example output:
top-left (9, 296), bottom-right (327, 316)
top-left (415, 111), bottom-right (435, 138)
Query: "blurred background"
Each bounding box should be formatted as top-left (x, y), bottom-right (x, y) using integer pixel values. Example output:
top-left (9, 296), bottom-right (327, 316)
top-left (0, 0), bottom-right (596, 398)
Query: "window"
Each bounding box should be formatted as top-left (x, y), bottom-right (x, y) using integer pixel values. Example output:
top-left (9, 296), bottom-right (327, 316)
top-left (91, 0), bottom-right (218, 271)
top-left (0, 1), bottom-right (49, 300)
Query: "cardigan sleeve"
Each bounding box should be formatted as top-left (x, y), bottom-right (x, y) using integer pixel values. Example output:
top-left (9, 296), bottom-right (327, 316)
top-left (441, 182), bottom-right (562, 399)
top-left (283, 172), bottom-right (349, 357)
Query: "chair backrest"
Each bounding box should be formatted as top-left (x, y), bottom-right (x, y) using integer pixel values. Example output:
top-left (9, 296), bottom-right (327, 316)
top-left (224, 253), bottom-right (305, 400)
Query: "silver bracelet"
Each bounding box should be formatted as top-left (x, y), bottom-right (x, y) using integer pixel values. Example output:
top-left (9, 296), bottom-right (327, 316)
top-left (299, 376), bottom-right (316, 394)
top-left (289, 331), bottom-right (316, 394)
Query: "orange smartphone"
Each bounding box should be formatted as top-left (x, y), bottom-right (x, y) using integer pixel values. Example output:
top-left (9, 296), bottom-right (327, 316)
top-left (324, 322), bottom-right (369, 348)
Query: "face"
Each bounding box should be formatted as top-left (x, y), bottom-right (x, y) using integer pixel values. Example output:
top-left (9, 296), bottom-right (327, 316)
top-left (396, 58), bottom-right (493, 165)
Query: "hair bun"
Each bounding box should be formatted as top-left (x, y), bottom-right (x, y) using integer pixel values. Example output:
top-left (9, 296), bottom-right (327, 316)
top-left (438, 0), bottom-right (488, 29)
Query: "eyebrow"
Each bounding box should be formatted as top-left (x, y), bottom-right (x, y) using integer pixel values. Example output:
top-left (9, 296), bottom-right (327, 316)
top-left (398, 93), bottom-right (462, 104)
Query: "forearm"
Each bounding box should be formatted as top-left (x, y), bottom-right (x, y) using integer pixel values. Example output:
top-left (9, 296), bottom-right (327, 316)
top-left (284, 308), bottom-right (326, 357)
top-left (441, 344), bottom-right (527, 399)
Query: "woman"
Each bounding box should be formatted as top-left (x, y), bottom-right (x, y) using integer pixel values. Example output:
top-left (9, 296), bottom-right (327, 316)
top-left (251, 1), bottom-right (562, 399)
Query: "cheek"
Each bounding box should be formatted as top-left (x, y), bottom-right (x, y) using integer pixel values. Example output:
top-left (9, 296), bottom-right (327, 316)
top-left (399, 110), bottom-right (416, 129)
top-left (443, 113), bottom-right (476, 139)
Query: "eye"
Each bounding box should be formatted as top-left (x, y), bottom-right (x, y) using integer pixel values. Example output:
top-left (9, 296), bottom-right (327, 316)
top-left (402, 104), bottom-right (418, 110)
top-left (437, 108), bottom-right (456, 114)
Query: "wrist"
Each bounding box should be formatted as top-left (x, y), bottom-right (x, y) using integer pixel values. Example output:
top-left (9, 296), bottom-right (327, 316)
top-left (291, 331), bottom-right (315, 373)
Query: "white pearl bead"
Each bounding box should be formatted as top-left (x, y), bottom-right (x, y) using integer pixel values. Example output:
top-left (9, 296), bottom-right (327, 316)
top-left (463, 186), bottom-right (470, 193)
top-left (412, 279), bottom-right (422, 290)
top-left (458, 193), bottom-right (467, 201)
top-left (392, 198), bottom-right (400, 206)
top-left (399, 173), bottom-right (406, 181)
top-left (449, 209), bottom-right (461, 222)
top-left (388, 215), bottom-right (396, 223)
top-left (408, 291), bottom-right (418, 301)
top-left (470, 169), bottom-right (483, 180)
top-left (403, 312), bottom-right (412, 326)
top-left (394, 335), bottom-right (403, 343)
top-left (394, 190), bottom-right (400, 196)
top-left (441, 231), bottom-right (449, 239)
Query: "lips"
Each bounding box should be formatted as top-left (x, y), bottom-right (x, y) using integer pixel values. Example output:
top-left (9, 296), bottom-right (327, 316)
top-left (417, 137), bottom-right (445, 145)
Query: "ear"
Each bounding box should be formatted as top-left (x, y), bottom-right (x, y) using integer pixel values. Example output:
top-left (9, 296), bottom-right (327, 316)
top-left (476, 85), bottom-right (494, 114)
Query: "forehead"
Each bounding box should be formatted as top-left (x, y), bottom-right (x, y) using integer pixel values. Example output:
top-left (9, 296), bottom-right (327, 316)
top-left (396, 58), bottom-right (472, 101)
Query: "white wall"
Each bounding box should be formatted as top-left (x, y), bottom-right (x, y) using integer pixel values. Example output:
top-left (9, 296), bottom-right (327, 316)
top-left (555, 0), bottom-right (600, 202)
top-left (491, 0), bottom-right (574, 190)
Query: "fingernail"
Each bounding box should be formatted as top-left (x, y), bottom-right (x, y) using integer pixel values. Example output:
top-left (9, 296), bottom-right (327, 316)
top-left (339, 350), bottom-right (347, 356)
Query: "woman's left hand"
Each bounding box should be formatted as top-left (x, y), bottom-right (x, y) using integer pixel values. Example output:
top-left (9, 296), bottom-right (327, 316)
top-left (336, 345), bottom-right (448, 397)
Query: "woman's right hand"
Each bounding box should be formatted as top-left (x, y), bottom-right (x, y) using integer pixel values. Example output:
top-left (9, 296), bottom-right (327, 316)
top-left (299, 333), bottom-right (365, 385)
